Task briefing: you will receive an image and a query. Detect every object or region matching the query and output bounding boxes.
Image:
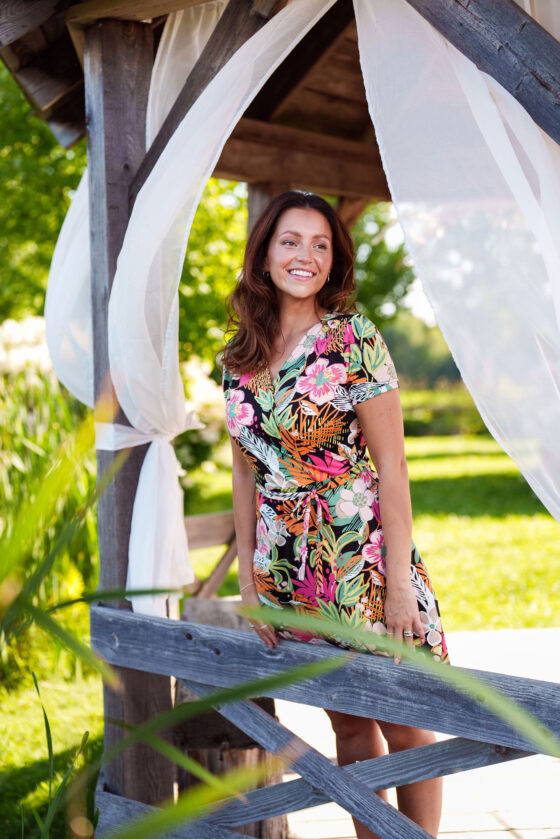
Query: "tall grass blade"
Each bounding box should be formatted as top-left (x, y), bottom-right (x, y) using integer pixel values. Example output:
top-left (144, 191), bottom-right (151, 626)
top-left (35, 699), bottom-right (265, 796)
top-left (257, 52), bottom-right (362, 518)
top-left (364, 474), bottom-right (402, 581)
top-left (32, 673), bottom-right (54, 806)
top-left (40, 731), bottom-right (90, 839)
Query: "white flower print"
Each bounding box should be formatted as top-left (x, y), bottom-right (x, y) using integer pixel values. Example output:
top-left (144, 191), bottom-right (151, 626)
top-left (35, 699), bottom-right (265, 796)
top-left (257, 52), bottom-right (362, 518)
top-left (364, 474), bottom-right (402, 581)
top-left (419, 607), bottom-right (442, 647)
top-left (335, 476), bottom-right (375, 522)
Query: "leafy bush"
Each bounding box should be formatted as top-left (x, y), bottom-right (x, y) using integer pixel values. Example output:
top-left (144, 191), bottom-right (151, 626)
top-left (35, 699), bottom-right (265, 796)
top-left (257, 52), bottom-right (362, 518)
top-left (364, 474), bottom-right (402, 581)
top-left (401, 387), bottom-right (487, 436)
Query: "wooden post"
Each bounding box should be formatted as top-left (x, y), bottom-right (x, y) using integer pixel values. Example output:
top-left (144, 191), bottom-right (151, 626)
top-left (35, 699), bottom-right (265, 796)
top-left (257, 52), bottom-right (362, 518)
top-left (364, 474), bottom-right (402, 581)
top-left (84, 18), bottom-right (175, 804)
top-left (247, 182), bottom-right (290, 229)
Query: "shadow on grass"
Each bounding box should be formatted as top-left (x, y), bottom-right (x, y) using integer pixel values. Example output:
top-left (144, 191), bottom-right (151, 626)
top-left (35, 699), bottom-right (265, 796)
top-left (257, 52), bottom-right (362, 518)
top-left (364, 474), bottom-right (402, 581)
top-left (0, 735), bottom-right (103, 839)
top-left (410, 473), bottom-right (545, 517)
top-left (405, 448), bottom-right (508, 462)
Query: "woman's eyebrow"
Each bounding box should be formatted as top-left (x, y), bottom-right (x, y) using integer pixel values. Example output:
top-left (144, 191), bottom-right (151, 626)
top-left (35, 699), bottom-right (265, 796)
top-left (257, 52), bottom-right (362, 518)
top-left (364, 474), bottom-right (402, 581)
top-left (278, 229), bottom-right (331, 239)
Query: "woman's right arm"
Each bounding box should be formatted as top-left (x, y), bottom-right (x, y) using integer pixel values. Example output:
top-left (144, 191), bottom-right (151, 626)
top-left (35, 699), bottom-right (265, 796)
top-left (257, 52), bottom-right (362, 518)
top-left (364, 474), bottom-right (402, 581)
top-left (230, 436), bottom-right (277, 648)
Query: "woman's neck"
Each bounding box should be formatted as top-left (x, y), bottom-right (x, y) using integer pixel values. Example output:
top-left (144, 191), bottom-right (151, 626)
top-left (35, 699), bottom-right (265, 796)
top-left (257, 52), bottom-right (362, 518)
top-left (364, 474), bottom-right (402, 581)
top-left (277, 298), bottom-right (327, 339)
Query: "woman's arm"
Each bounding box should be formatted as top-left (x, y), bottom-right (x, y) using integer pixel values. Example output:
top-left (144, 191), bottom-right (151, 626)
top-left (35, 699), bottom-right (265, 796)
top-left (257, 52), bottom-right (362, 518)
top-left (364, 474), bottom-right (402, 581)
top-left (230, 436), bottom-right (277, 648)
top-left (355, 389), bottom-right (425, 662)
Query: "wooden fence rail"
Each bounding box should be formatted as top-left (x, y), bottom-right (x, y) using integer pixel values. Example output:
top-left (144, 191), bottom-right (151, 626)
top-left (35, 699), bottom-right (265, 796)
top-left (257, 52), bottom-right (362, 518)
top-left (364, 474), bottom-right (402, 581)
top-left (90, 604), bottom-right (559, 838)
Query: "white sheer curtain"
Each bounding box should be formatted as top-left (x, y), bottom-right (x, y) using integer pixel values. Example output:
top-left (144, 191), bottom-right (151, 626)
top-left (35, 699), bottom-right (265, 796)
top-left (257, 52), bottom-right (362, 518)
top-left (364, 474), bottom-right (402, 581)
top-left (355, 0), bottom-right (560, 523)
top-left (46, 0), bottom-right (560, 618)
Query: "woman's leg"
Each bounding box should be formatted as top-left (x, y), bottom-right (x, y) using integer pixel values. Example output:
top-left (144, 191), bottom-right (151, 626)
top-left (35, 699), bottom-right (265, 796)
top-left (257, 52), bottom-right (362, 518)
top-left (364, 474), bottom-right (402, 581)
top-left (376, 720), bottom-right (442, 837)
top-left (325, 709), bottom-right (388, 839)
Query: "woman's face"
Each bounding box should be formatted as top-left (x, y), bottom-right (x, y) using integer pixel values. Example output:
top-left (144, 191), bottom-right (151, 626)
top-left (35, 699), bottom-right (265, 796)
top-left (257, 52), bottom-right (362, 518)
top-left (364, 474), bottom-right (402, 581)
top-left (263, 207), bottom-right (333, 306)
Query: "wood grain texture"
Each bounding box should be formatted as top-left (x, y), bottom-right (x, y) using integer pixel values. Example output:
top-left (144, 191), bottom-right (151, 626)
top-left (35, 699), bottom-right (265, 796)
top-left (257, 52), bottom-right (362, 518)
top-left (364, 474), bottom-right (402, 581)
top-left (95, 788), bottom-right (255, 839)
top-left (84, 20), bottom-right (175, 804)
top-left (185, 682), bottom-right (433, 839)
top-left (0, 1), bottom-right (72, 47)
top-left (245, 0), bottom-right (355, 122)
top-left (184, 511), bottom-right (235, 551)
top-left (90, 607), bottom-right (560, 755)
top-left (215, 118), bottom-right (388, 200)
top-left (404, 0), bottom-right (560, 145)
top-left (67, 0), bottom-right (223, 25)
top-left (129, 0), bottom-right (278, 209)
top-left (202, 737), bottom-right (530, 828)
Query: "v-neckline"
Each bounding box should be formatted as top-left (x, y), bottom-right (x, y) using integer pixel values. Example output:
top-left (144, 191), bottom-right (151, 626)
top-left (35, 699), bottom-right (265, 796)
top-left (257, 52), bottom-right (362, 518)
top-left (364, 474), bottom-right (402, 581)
top-left (267, 313), bottom-right (333, 385)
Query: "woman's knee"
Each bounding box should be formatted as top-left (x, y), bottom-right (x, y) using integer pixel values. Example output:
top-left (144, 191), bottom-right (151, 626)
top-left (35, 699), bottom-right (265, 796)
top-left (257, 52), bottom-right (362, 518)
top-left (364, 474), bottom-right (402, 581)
top-left (378, 721), bottom-right (436, 753)
top-left (326, 709), bottom-right (373, 740)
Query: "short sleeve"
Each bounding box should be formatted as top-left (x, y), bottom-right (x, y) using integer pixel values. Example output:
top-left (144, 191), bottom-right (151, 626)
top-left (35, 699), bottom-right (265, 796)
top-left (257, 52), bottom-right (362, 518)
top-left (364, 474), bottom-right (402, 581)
top-left (345, 314), bottom-right (399, 406)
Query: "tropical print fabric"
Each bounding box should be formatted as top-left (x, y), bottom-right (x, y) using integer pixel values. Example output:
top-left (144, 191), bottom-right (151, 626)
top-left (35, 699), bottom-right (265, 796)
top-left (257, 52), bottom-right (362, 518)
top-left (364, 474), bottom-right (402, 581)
top-left (223, 312), bottom-right (448, 662)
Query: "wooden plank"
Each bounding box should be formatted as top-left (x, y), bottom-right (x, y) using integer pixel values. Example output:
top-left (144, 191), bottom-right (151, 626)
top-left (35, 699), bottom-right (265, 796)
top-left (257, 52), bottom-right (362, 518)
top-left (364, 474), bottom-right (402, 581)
top-left (404, 0), bottom-right (560, 146)
top-left (95, 788), bottom-right (255, 839)
top-left (215, 119), bottom-right (388, 200)
top-left (184, 511), bottom-right (235, 551)
top-left (248, 182), bottom-right (290, 230)
top-left (0, 1), bottom-right (73, 47)
top-left (84, 20), bottom-right (175, 805)
top-left (336, 197), bottom-right (369, 229)
top-left (245, 0), bottom-right (355, 122)
top-left (186, 682), bottom-right (433, 839)
top-left (67, 0), bottom-right (225, 25)
top-left (129, 0), bottom-right (278, 210)
top-left (203, 738), bottom-right (530, 828)
top-left (196, 540), bottom-right (237, 599)
top-left (89, 607), bottom-right (560, 755)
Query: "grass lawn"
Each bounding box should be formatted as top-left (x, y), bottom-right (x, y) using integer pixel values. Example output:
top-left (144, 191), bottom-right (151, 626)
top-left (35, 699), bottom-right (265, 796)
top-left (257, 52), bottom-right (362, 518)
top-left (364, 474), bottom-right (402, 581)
top-left (3, 434), bottom-right (558, 837)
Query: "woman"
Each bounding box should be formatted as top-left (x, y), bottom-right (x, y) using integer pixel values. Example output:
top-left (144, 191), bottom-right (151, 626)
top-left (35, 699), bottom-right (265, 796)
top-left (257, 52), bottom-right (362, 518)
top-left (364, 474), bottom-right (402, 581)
top-left (222, 191), bottom-right (448, 838)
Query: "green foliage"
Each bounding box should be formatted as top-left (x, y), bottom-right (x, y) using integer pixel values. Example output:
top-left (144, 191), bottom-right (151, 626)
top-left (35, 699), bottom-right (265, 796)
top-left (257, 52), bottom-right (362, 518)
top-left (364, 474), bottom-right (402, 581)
top-left (401, 387), bottom-right (487, 436)
top-left (352, 204), bottom-right (416, 328)
top-left (383, 309), bottom-right (460, 387)
top-left (0, 64), bottom-right (87, 321)
top-left (0, 366), bottom-right (97, 688)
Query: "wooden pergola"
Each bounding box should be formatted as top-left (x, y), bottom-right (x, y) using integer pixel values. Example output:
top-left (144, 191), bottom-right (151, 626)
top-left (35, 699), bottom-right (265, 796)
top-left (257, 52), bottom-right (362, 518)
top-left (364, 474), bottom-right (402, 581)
top-left (3, 1), bottom-right (560, 834)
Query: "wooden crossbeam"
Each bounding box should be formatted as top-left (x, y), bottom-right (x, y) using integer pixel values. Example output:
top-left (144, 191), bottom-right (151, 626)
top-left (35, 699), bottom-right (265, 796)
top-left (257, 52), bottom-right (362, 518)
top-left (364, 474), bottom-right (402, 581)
top-left (405, 0), bottom-right (560, 145)
top-left (215, 118), bottom-right (388, 200)
top-left (128, 0), bottom-right (278, 210)
top-left (90, 608), bottom-right (560, 755)
top-left (245, 0), bottom-right (355, 122)
top-left (95, 787), bottom-right (255, 839)
top-left (202, 737), bottom-right (530, 829)
top-left (0, 1), bottom-right (74, 47)
top-left (67, 0), bottom-right (225, 25)
top-left (185, 680), bottom-right (432, 839)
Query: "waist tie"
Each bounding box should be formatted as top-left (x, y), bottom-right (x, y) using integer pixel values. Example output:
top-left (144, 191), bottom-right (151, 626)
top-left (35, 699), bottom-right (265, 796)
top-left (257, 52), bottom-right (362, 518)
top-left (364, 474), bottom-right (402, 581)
top-left (255, 481), bottom-right (335, 584)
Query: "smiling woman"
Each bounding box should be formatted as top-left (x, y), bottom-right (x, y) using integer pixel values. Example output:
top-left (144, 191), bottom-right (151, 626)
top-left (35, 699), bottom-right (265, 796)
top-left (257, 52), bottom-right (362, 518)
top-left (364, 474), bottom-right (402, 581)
top-left (221, 191), bottom-right (448, 839)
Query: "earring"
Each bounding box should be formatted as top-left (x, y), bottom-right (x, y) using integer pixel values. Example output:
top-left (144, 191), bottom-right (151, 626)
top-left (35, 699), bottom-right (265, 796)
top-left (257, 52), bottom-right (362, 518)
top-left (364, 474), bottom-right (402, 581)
top-left (263, 270), bottom-right (271, 280)
top-left (326, 272), bottom-right (331, 283)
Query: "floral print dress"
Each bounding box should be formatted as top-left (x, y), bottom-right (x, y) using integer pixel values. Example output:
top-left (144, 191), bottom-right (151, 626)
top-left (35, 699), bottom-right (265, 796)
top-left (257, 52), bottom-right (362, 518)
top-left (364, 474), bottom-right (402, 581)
top-left (223, 312), bottom-right (448, 662)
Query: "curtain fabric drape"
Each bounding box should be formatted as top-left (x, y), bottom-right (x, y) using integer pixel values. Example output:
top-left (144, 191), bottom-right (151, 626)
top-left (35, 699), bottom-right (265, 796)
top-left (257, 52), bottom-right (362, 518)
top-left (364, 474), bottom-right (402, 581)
top-left (354, 0), bottom-right (560, 522)
top-left (45, 0), bottom-right (560, 617)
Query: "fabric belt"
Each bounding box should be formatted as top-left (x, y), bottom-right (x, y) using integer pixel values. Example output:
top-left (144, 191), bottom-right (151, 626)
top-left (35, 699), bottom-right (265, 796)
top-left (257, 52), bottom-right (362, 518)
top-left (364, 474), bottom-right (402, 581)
top-left (256, 460), bottom-right (372, 584)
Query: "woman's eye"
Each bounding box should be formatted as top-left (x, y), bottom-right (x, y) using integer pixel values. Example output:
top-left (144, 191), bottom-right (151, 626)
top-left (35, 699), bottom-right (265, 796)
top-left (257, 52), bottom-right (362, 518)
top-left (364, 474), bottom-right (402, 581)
top-left (281, 240), bottom-right (296, 246)
top-left (315, 243), bottom-right (328, 250)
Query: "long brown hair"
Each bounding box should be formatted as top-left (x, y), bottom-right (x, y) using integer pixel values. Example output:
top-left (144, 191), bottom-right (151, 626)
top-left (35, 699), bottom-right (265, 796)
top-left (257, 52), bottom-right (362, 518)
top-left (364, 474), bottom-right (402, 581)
top-left (223, 191), bottom-right (356, 375)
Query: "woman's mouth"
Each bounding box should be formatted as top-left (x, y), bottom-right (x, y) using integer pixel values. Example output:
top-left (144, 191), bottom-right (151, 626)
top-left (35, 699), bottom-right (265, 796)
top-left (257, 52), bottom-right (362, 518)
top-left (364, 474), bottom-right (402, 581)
top-left (288, 268), bottom-right (315, 280)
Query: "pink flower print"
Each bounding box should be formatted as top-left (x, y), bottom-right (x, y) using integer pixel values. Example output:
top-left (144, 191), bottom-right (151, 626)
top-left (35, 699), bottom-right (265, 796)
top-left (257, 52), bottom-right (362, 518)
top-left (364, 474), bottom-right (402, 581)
top-left (343, 322), bottom-right (355, 347)
top-left (256, 516), bottom-right (268, 555)
top-left (225, 390), bottom-right (254, 437)
top-left (313, 334), bottom-right (329, 356)
top-left (295, 358), bottom-right (347, 405)
top-left (239, 371), bottom-right (253, 386)
top-left (335, 475), bottom-right (375, 522)
top-left (419, 607), bottom-right (442, 647)
top-left (308, 450), bottom-right (349, 478)
top-left (362, 530), bottom-right (385, 574)
top-left (293, 564), bottom-right (319, 607)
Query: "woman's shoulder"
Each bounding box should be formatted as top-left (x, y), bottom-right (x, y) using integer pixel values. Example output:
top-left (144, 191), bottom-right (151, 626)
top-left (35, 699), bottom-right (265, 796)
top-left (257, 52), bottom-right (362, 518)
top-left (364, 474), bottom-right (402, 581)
top-left (333, 310), bottom-right (380, 338)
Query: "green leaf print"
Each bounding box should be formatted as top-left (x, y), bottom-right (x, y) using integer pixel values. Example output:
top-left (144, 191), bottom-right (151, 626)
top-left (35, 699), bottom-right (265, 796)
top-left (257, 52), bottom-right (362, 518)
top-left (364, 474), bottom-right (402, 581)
top-left (348, 344), bottom-right (363, 374)
top-left (261, 411), bottom-right (280, 438)
top-left (363, 340), bottom-right (385, 375)
top-left (358, 316), bottom-right (377, 339)
top-left (336, 576), bottom-right (368, 608)
top-left (255, 389), bottom-right (274, 411)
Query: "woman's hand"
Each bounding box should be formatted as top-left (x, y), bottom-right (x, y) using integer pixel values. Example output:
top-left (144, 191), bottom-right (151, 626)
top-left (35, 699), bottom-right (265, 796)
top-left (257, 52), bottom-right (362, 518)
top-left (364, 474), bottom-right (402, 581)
top-left (384, 578), bottom-right (425, 664)
top-left (241, 581), bottom-right (278, 649)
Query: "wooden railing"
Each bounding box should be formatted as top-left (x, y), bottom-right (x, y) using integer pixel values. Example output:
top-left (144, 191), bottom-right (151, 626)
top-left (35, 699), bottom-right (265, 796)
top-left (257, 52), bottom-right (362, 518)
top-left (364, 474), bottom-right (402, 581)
top-left (90, 604), bottom-right (560, 839)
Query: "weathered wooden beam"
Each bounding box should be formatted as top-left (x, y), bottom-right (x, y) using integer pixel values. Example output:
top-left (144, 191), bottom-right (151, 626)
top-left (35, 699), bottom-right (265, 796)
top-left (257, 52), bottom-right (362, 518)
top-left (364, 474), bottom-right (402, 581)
top-left (89, 607), bottom-right (560, 755)
top-left (0, 1), bottom-right (73, 47)
top-left (248, 181), bottom-right (290, 230)
top-left (216, 119), bottom-right (388, 201)
top-left (186, 682), bottom-right (433, 839)
top-left (184, 511), bottom-right (235, 551)
top-left (67, 0), bottom-right (224, 26)
top-left (336, 197), bottom-right (370, 229)
top-left (204, 737), bottom-right (530, 829)
top-left (84, 19), bottom-right (176, 805)
top-left (95, 788), bottom-right (255, 839)
top-left (404, 0), bottom-right (560, 145)
top-left (245, 0), bottom-right (355, 121)
top-left (128, 0), bottom-right (278, 210)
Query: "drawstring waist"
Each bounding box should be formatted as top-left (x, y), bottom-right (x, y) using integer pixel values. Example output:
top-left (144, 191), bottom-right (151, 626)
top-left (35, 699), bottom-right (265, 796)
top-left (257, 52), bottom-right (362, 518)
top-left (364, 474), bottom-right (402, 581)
top-left (256, 460), bottom-right (374, 584)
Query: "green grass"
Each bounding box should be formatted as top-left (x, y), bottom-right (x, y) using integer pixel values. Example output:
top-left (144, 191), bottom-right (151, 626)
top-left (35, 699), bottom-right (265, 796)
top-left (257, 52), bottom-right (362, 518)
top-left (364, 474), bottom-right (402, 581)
top-left (0, 674), bottom-right (103, 839)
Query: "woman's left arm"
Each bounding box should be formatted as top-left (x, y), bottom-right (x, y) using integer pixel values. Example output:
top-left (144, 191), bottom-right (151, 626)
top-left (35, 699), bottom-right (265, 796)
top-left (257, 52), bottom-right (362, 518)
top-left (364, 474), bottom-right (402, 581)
top-left (355, 389), bottom-right (425, 662)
